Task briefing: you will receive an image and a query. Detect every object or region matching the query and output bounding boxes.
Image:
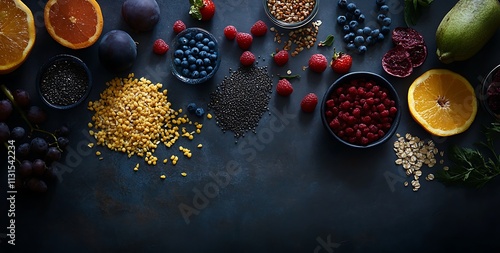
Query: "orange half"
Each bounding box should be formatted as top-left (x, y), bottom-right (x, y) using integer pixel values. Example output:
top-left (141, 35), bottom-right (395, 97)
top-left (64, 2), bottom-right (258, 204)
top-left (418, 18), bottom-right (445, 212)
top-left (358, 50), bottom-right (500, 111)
top-left (44, 0), bottom-right (103, 49)
top-left (0, 0), bottom-right (36, 74)
top-left (408, 69), bottom-right (477, 137)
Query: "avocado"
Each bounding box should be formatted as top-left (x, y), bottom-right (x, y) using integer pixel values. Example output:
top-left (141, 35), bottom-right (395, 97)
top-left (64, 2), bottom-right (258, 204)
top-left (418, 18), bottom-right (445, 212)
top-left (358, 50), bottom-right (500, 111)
top-left (436, 0), bottom-right (500, 64)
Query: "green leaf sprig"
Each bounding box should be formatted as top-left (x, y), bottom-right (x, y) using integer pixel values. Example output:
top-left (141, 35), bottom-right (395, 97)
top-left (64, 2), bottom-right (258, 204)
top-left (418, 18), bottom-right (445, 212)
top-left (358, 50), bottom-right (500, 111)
top-left (436, 122), bottom-right (500, 188)
top-left (404, 0), bottom-right (434, 26)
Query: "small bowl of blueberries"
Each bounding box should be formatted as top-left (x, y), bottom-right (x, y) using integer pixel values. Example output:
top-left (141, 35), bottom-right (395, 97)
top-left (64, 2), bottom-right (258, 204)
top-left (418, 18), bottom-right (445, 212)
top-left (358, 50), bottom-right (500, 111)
top-left (171, 27), bottom-right (220, 84)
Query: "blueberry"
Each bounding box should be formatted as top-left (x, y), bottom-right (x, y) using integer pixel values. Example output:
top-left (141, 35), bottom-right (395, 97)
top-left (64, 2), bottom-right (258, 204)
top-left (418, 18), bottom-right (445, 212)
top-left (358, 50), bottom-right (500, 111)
top-left (195, 107), bottom-right (205, 117)
top-left (357, 14), bottom-right (365, 23)
top-left (370, 29), bottom-right (380, 37)
top-left (181, 60), bottom-right (189, 68)
top-left (346, 43), bottom-right (356, 51)
top-left (356, 28), bottom-right (364, 36)
top-left (363, 27), bottom-right (372, 36)
top-left (202, 46), bottom-right (210, 52)
top-left (379, 5), bottom-right (389, 14)
top-left (358, 45), bottom-right (367, 54)
top-left (380, 26), bottom-right (390, 35)
top-left (203, 58), bottom-right (212, 66)
top-left (191, 47), bottom-right (199, 55)
top-left (184, 32), bottom-right (193, 40)
top-left (191, 71), bottom-right (200, 78)
top-left (347, 3), bottom-right (356, 12)
top-left (200, 70), bottom-right (208, 77)
top-left (377, 14), bottom-right (386, 23)
top-left (349, 20), bottom-right (359, 30)
top-left (184, 49), bottom-right (191, 56)
top-left (366, 36), bottom-right (376, 45)
top-left (179, 37), bottom-right (188, 45)
top-left (207, 66), bottom-right (214, 72)
top-left (353, 9), bottom-right (362, 17)
top-left (338, 0), bottom-right (348, 9)
top-left (174, 49), bottom-right (184, 58)
top-left (182, 68), bottom-right (190, 76)
top-left (196, 58), bottom-right (203, 66)
top-left (382, 17), bottom-right (392, 26)
top-left (181, 45), bottom-right (189, 50)
top-left (376, 0), bottom-right (386, 6)
top-left (209, 53), bottom-right (218, 61)
top-left (343, 33), bottom-right (354, 43)
top-left (189, 64), bottom-right (197, 71)
top-left (207, 41), bottom-right (216, 48)
top-left (337, 15), bottom-right (347, 26)
top-left (377, 33), bottom-right (385, 41)
top-left (189, 39), bottom-right (196, 46)
top-left (187, 103), bottom-right (197, 113)
top-left (199, 51), bottom-right (208, 58)
top-left (342, 24), bottom-right (351, 33)
top-left (354, 35), bottom-right (365, 46)
top-left (195, 33), bottom-right (204, 41)
top-left (174, 58), bottom-right (181, 65)
top-left (197, 43), bottom-right (204, 50)
top-left (202, 38), bottom-right (210, 44)
top-left (188, 55), bottom-right (196, 64)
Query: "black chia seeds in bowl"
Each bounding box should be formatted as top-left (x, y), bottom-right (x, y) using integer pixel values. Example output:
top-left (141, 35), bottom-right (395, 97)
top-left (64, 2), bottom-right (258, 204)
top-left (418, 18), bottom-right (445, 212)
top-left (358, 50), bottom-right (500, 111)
top-left (37, 54), bottom-right (92, 109)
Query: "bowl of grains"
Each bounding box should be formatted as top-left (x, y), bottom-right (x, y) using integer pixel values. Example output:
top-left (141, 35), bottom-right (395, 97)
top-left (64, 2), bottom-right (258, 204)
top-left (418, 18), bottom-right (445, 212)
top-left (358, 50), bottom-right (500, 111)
top-left (481, 64), bottom-right (500, 120)
top-left (263, 0), bottom-right (320, 29)
top-left (37, 54), bottom-right (92, 110)
top-left (321, 72), bottom-right (401, 148)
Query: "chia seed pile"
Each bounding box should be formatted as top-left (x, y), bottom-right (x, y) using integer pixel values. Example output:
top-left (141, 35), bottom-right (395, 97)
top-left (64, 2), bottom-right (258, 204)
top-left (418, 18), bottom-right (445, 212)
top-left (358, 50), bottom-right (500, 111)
top-left (208, 66), bottom-right (273, 138)
top-left (40, 59), bottom-right (89, 106)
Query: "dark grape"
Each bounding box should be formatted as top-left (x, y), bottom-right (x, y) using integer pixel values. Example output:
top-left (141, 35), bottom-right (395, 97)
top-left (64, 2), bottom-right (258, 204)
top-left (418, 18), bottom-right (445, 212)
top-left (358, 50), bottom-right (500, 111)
top-left (10, 126), bottom-right (26, 140)
top-left (55, 125), bottom-right (70, 137)
top-left (0, 122), bottom-right (9, 142)
top-left (27, 178), bottom-right (48, 193)
top-left (45, 147), bottom-right (62, 163)
top-left (32, 159), bottom-right (47, 176)
top-left (57, 136), bottom-right (69, 150)
top-left (17, 143), bottom-right (30, 158)
top-left (27, 106), bottom-right (47, 125)
top-left (0, 99), bottom-right (13, 121)
top-left (13, 89), bottom-right (31, 108)
top-left (30, 137), bottom-right (48, 156)
top-left (19, 160), bottom-right (33, 178)
top-left (122, 0), bottom-right (160, 32)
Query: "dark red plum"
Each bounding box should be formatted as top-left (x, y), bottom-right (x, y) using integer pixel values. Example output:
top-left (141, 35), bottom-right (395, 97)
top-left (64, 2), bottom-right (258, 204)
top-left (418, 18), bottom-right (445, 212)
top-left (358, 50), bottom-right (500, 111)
top-left (122, 0), bottom-right (160, 32)
top-left (98, 30), bottom-right (137, 73)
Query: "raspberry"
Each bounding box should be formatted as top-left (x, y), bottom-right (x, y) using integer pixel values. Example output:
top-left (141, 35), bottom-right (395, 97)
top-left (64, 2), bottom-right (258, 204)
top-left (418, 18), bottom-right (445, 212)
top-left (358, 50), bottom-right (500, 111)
top-left (301, 93), bottom-right (318, 113)
top-left (276, 79), bottom-right (293, 96)
top-left (236, 32), bottom-right (253, 50)
top-left (173, 20), bottom-right (186, 34)
top-left (153, 39), bottom-right (169, 55)
top-left (308, 54), bottom-right (328, 73)
top-left (224, 25), bottom-right (238, 40)
top-left (240, 51), bottom-right (255, 67)
top-left (250, 20), bottom-right (267, 37)
top-left (273, 50), bottom-right (289, 66)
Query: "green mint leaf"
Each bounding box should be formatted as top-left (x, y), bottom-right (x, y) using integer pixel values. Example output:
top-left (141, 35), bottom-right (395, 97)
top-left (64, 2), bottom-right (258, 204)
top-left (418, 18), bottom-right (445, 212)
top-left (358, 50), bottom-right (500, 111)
top-left (318, 35), bottom-right (334, 47)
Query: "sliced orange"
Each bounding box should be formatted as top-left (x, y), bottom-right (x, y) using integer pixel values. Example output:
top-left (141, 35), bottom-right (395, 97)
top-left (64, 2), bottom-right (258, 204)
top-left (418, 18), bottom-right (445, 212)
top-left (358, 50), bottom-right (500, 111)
top-left (44, 0), bottom-right (103, 49)
top-left (408, 69), bottom-right (477, 137)
top-left (0, 0), bottom-right (36, 74)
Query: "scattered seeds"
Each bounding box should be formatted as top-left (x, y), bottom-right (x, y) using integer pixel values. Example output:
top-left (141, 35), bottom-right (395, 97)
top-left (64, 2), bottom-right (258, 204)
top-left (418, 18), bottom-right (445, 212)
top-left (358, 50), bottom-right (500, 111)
top-left (181, 172), bottom-right (187, 177)
top-left (270, 20), bottom-right (321, 56)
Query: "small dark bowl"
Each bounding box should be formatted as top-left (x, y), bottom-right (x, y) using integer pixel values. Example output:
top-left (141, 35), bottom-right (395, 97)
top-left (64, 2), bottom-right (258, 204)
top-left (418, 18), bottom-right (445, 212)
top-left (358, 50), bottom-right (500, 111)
top-left (321, 72), bottom-right (401, 148)
top-left (481, 64), bottom-right (500, 121)
top-left (171, 27), bottom-right (220, 84)
top-left (37, 54), bottom-right (92, 110)
top-left (263, 0), bottom-right (320, 29)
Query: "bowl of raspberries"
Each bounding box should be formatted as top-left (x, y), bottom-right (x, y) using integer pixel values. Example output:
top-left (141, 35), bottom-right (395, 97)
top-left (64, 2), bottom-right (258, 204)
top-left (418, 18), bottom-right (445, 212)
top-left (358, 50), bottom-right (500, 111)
top-left (171, 27), bottom-right (220, 84)
top-left (321, 72), bottom-right (401, 148)
top-left (482, 64), bottom-right (500, 120)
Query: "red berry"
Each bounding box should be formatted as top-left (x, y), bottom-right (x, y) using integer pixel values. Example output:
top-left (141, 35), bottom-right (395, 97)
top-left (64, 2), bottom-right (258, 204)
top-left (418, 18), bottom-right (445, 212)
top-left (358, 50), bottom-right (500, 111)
top-left (308, 54), bottom-right (328, 73)
top-left (276, 79), bottom-right (293, 96)
top-left (330, 51), bottom-right (352, 74)
top-left (240, 51), bottom-right (255, 67)
top-left (301, 93), bottom-right (318, 113)
top-left (326, 99), bottom-right (335, 108)
top-left (153, 39), bottom-right (169, 55)
top-left (190, 0), bottom-right (216, 21)
top-left (224, 25), bottom-right (238, 40)
top-left (273, 50), bottom-right (289, 66)
top-left (250, 20), bottom-right (268, 37)
top-left (236, 32), bottom-right (253, 50)
top-left (173, 20), bottom-right (186, 34)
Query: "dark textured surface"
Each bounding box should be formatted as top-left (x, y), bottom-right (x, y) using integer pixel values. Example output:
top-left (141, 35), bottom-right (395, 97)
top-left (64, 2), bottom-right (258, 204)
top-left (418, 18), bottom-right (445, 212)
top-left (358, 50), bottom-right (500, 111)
top-left (1, 0), bottom-right (500, 252)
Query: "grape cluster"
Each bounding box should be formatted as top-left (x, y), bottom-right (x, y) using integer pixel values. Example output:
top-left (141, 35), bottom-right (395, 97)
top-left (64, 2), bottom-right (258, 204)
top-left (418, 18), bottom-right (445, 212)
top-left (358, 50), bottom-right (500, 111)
top-left (337, 0), bottom-right (392, 54)
top-left (1, 85), bottom-right (70, 194)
